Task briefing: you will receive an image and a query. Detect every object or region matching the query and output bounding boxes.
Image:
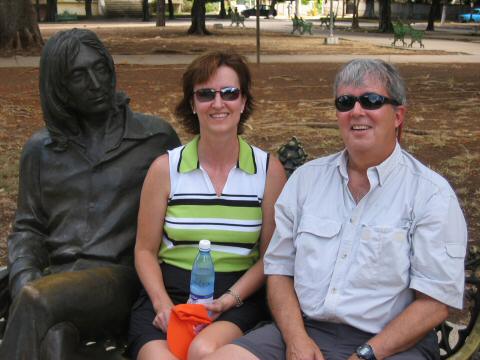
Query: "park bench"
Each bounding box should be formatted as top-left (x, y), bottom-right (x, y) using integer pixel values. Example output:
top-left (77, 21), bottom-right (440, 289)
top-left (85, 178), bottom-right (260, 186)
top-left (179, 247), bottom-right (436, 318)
top-left (0, 137), bottom-right (478, 359)
top-left (392, 21), bottom-right (425, 48)
top-left (291, 16), bottom-right (314, 35)
top-left (406, 24), bottom-right (425, 48)
top-left (230, 11), bottom-right (245, 28)
top-left (55, 10), bottom-right (78, 22)
top-left (320, 13), bottom-right (336, 28)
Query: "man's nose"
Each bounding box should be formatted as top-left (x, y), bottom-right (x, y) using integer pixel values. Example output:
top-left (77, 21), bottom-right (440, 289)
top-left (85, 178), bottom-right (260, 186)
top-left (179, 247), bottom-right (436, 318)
top-left (87, 69), bottom-right (101, 89)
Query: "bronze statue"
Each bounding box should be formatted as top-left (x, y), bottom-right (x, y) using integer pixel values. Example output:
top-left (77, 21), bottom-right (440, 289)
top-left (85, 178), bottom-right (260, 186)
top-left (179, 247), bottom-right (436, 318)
top-left (0, 28), bottom-right (180, 359)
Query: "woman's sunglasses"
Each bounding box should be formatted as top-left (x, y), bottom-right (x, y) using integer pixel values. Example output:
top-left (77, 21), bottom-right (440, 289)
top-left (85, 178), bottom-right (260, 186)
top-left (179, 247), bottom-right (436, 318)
top-left (193, 87), bottom-right (241, 103)
top-left (335, 92), bottom-right (400, 112)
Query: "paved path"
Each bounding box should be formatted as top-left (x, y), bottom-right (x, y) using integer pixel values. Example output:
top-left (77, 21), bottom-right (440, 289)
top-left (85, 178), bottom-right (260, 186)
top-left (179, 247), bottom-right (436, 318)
top-left (1, 19), bottom-right (479, 67)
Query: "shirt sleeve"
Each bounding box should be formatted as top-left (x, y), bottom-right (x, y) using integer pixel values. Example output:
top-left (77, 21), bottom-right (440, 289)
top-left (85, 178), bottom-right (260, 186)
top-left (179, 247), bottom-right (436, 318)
top-left (409, 187), bottom-right (467, 309)
top-left (264, 171), bottom-right (300, 277)
top-left (8, 137), bottom-right (50, 299)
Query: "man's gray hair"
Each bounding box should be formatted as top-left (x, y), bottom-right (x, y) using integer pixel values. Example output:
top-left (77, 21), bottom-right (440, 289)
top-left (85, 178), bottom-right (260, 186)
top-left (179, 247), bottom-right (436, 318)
top-left (334, 59), bottom-right (406, 105)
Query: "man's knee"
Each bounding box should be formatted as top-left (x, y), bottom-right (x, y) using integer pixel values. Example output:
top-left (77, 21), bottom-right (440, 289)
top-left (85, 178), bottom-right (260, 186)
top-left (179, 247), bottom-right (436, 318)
top-left (15, 282), bottom-right (52, 314)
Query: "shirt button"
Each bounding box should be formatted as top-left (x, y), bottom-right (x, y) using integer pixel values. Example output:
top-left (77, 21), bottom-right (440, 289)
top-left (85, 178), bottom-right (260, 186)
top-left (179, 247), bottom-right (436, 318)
top-left (350, 217), bottom-right (356, 224)
top-left (332, 288), bottom-right (336, 294)
top-left (88, 202), bottom-right (95, 210)
top-left (342, 253), bottom-right (347, 259)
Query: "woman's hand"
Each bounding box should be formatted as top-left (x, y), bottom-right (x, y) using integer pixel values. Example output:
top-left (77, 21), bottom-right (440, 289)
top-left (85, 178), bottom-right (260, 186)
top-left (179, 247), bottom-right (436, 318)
top-left (204, 293), bottom-right (236, 320)
top-left (152, 301), bottom-right (174, 332)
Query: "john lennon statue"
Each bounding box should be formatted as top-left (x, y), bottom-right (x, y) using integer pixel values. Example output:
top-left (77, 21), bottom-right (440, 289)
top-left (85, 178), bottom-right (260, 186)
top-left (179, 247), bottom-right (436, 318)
top-left (0, 29), bottom-right (181, 359)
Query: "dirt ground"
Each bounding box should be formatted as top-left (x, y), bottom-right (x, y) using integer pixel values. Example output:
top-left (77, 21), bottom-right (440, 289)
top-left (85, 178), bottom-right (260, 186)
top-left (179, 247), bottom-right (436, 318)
top-left (0, 27), bottom-right (479, 328)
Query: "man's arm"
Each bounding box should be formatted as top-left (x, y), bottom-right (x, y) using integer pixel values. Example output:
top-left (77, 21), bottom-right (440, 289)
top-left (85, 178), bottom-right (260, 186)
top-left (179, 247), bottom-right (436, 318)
top-left (8, 137), bottom-right (50, 299)
top-left (268, 275), bottom-right (324, 360)
top-left (348, 291), bottom-right (447, 360)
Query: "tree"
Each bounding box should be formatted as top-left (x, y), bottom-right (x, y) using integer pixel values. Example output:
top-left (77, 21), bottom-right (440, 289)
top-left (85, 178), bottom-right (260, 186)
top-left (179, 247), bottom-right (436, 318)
top-left (188, 0), bottom-right (210, 35)
top-left (0, 0), bottom-right (43, 51)
top-left (427, 0), bottom-right (441, 31)
top-left (378, 0), bottom-right (393, 32)
top-left (168, 0), bottom-right (175, 19)
top-left (219, 0), bottom-right (227, 18)
top-left (46, 0), bottom-right (57, 22)
top-left (351, 0), bottom-right (360, 28)
top-left (157, 0), bottom-right (165, 26)
top-left (142, 0), bottom-right (150, 21)
top-left (85, 0), bottom-right (93, 18)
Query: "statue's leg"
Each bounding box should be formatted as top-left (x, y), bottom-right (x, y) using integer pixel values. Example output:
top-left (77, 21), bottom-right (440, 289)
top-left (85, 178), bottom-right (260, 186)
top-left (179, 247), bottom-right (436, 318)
top-left (40, 322), bottom-right (80, 360)
top-left (0, 265), bottom-right (139, 360)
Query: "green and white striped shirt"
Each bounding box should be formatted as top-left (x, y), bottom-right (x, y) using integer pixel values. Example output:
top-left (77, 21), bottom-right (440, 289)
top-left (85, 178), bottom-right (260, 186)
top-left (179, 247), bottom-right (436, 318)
top-left (159, 136), bottom-right (269, 272)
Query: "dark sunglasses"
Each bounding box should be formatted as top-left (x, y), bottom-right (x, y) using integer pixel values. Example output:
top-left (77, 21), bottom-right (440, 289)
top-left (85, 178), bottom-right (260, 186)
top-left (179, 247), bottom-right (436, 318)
top-left (193, 87), bottom-right (241, 103)
top-left (335, 92), bottom-right (400, 112)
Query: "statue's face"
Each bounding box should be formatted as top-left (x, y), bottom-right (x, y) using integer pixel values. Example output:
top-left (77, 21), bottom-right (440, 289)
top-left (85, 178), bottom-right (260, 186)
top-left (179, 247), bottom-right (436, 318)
top-left (65, 44), bottom-right (113, 117)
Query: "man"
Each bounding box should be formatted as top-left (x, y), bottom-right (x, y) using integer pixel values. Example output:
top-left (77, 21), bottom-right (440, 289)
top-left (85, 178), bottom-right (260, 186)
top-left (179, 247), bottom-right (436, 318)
top-left (0, 29), bottom-right (180, 359)
top-left (206, 59), bottom-right (467, 360)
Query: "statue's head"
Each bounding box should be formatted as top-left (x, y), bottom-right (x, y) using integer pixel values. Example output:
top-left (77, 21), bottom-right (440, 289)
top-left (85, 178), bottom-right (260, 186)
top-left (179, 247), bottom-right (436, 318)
top-left (39, 29), bottom-right (116, 146)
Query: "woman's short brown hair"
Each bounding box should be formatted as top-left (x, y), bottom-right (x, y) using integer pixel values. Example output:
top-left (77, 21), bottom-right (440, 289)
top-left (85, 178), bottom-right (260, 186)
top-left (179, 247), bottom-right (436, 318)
top-left (175, 51), bottom-right (255, 134)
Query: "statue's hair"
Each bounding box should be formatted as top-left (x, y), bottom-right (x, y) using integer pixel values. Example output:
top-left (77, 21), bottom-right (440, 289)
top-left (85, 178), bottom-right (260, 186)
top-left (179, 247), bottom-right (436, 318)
top-left (175, 50), bottom-right (255, 135)
top-left (39, 29), bottom-right (115, 146)
top-left (334, 59), bottom-right (406, 105)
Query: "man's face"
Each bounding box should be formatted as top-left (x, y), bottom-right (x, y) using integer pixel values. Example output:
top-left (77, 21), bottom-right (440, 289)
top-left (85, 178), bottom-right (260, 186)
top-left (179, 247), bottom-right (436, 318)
top-left (65, 44), bottom-right (113, 117)
top-left (336, 76), bottom-right (405, 163)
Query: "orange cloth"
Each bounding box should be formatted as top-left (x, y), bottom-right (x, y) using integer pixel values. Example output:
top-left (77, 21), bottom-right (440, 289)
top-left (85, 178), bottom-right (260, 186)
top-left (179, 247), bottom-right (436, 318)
top-left (167, 303), bottom-right (212, 360)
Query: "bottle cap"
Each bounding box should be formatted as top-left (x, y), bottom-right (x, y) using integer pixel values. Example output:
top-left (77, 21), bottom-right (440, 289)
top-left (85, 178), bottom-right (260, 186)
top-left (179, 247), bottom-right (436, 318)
top-left (199, 239), bottom-right (211, 251)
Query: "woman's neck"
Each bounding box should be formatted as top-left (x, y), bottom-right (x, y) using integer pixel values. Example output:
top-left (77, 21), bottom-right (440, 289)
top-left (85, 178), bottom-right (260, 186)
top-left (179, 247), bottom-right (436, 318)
top-left (198, 133), bottom-right (239, 170)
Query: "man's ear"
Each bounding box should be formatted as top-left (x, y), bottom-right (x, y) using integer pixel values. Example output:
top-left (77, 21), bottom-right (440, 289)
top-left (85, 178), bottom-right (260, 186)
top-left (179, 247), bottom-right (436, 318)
top-left (394, 105), bottom-right (406, 129)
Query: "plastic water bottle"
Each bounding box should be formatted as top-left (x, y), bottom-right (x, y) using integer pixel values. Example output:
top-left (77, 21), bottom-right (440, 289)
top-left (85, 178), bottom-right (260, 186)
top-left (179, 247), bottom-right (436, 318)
top-left (188, 239), bottom-right (215, 304)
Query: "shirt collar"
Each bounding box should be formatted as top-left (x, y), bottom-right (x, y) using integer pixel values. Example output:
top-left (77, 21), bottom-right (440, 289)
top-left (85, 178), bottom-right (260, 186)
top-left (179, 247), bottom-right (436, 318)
top-left (337, 142), bottom-right (402, 186)
top-left (178, 135), bottom-right (257, 175)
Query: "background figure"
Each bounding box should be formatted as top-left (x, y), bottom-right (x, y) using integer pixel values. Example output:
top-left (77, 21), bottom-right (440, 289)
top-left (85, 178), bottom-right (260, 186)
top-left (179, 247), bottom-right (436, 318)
top-left (0, 29), bottom-right (180, 360)
top-left (127, 51), bottom-right (286, 360)
top-left (205, 59), bottom-right (467, 360)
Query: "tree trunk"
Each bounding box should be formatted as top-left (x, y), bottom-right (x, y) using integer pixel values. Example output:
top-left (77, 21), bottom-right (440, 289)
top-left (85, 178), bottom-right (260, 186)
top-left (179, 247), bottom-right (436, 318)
top-left (269, 0), bottom-right (277, 17)
top-left (85, 0), bottom-right (93, 18)
top-left (426, 0), bottom-right (440, 31)
top-left (0, 0), bottom-right (43, 51)
top-left (168, 0), bottom-right (175, 19)
top-left (46, 0), bottom-right (56, 22)
top-left (35, 0), bottom-right (40, 21)
top-left (440, 3), bottom-right (447, 24)
top-left (219, 0), bottom-right (226, 18)
top-left (142, 0), bottom-right (150, 21)
top-left (156, 0), bottom-right (165, 26)
top-left (351, 0), bottom-right (359, 28)
top-left (188, 0), bottom-right (210, 35)
top-left (378, 0), bottom-right (393, 32)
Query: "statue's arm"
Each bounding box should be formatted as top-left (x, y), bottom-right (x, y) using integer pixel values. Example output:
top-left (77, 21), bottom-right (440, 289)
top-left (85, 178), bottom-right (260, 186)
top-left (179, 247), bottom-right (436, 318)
top-left (8, 137), bottom-right (50, 299)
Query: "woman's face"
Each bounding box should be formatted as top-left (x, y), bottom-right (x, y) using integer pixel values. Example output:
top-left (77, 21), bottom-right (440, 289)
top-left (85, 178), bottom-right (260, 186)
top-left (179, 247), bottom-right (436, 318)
top-left (192, 65), bottom-right (246, 137)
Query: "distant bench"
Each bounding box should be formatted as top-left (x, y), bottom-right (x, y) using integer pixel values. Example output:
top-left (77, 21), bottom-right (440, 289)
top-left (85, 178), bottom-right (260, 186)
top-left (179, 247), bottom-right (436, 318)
top-left (291, 16), bottom-right (313, 35)
top-left (320, 14), bottom-right (336, 28)
top-left (392, 20), bottom-right (425, 48)
top-left (55, 11), bottom-right (78, 22)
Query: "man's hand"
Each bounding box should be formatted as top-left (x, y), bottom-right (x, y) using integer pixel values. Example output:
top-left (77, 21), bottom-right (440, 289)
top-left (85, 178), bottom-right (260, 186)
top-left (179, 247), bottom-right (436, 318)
top-left (347, 354), bottom-right (361, 360)
top-left (286, 334), bottom-right (325, 360)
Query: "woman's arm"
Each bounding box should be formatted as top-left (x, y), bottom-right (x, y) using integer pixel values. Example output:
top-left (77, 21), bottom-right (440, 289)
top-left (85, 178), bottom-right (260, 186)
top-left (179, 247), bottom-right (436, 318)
top-left (206, 155), bottom-right (287, 314)
top-left (134, 154), bottom-right (174, 332)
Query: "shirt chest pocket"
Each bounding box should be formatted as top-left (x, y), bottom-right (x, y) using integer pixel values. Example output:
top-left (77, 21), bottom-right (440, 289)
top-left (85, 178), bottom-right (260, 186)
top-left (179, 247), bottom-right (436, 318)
top-left (295, 215), bottom-right (342, 285)
top-left (351, 225), bottom-right (411, 289)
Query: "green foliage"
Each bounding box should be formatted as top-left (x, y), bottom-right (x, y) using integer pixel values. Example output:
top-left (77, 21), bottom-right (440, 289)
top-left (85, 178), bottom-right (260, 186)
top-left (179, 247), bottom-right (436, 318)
top-left (205, 1), bottom-right (219, 12)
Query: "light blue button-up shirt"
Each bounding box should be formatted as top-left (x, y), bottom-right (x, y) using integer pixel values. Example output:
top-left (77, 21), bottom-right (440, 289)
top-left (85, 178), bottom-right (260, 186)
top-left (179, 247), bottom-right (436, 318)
top-left (265, 143), bottom-right (467, 334)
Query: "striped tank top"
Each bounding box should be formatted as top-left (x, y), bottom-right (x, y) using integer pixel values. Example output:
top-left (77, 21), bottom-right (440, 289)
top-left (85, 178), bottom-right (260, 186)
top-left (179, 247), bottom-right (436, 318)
top-left (159, 135), bottom-right (269, 272)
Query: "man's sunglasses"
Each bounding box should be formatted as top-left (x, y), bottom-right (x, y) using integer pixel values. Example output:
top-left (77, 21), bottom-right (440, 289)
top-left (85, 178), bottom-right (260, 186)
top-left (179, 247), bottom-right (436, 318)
top-left (335, 92), bottom-right (400, 112)
top-left (193, 87), bottom-right (241, 103)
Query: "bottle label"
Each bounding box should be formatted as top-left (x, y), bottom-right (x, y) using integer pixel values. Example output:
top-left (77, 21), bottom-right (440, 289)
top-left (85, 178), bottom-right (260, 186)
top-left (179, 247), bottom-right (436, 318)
top-left (188, 293), bottom-right (214, 304)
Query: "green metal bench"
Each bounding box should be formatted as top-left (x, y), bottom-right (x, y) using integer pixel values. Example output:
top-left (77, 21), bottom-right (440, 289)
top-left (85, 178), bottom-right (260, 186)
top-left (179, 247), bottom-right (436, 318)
top-left (392, 21), bottom-right (425, 48)
top-left (230, 11), bottom-right (245, 28)
top-left (406, 24), bottom-right (425, 48)
top-left (55, 10), bottom-right (78, 22)
top-left (320, 14), bottom-right (336, 28)
top-left (291, 16), bottom-right (313, 35)
top-left (392, 20), bottom-right (408, 47)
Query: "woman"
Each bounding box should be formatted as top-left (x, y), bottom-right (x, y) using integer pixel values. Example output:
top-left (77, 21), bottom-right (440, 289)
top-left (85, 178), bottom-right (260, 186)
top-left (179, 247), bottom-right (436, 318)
top-left (128, 51), bottom-right (286, 360)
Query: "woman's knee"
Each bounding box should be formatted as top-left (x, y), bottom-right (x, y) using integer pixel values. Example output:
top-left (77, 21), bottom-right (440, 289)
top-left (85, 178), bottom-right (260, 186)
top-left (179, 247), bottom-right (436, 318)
top-left (188, 336), bottom-right (219, 360)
